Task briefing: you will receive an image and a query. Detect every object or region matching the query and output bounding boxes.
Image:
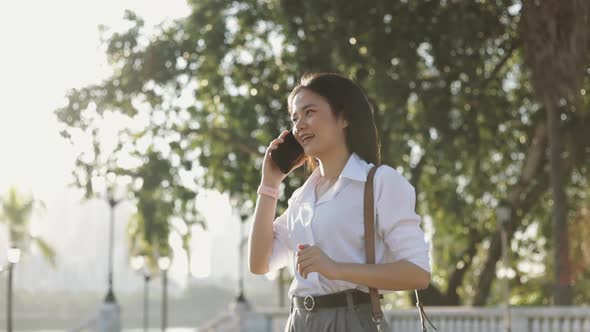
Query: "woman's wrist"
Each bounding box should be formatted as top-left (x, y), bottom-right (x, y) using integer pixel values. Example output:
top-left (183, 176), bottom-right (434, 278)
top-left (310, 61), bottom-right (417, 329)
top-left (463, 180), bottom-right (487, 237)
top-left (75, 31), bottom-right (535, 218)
top-left (260, 178), bottom-right (281, 189)
top-left (327, 261), bottom-right (344, 280)
top-left (257, 184), bottom-right (280, 200)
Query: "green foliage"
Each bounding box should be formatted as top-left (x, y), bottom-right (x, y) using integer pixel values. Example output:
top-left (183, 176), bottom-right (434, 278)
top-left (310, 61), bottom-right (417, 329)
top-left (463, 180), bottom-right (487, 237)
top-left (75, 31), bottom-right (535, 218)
top-left (56, 0), bottom-right (590, 305)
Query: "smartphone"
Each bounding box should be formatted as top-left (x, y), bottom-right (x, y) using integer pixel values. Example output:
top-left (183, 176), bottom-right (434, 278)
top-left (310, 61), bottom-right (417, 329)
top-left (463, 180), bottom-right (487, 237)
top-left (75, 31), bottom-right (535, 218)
top-left (271, 130), bottom-right (305, 174)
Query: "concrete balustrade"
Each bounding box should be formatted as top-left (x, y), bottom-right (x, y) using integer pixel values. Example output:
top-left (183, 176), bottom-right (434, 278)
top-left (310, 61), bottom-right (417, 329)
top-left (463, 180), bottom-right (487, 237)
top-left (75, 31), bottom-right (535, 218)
top-left (197, 305), bottom-right (590, 332)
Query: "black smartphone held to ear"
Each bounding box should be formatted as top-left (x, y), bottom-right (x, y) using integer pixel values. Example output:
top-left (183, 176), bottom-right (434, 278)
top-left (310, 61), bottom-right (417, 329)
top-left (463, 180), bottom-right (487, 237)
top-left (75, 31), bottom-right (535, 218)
top-left (271, 130), bottom-right (305, 174)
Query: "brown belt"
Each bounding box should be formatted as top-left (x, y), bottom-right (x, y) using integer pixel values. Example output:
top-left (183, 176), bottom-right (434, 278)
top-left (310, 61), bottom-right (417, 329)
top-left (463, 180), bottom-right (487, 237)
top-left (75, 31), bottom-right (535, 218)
top-left (292, 289), bottom-right (383, 311)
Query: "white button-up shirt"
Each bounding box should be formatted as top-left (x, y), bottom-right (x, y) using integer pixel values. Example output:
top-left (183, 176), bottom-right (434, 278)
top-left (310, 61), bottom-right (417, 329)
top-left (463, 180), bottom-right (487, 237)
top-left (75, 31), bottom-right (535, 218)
top-left (268, 153), bottom-right (431, 297)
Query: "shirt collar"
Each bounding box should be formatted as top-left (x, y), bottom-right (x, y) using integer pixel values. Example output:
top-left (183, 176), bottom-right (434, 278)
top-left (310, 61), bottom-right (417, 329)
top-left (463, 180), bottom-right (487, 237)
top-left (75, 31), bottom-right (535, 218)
top-left (290, 153), bottom-right (373, 204)
top-left (339, 153), bottom-right (374, 182)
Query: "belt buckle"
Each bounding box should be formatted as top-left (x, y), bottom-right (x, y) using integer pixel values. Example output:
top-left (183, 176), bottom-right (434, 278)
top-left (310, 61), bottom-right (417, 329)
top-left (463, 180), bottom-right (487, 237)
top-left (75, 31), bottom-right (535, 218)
top-left (303, 295), bottom-right (315, 311)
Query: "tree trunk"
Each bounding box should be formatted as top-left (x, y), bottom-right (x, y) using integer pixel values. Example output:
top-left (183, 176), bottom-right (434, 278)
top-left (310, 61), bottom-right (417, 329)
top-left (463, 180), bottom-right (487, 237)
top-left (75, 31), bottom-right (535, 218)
top-left (546, 100), bottom-right (573, 305)
top-left (473, 231), bottom-right (503, 306)
top-left (446, 231), bottom-right (481, 305)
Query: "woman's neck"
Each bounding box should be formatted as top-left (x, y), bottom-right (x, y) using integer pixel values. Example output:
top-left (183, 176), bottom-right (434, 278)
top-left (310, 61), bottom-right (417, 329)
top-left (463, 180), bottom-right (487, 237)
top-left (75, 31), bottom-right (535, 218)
top-left (317, 145), bottom-right (351, 180)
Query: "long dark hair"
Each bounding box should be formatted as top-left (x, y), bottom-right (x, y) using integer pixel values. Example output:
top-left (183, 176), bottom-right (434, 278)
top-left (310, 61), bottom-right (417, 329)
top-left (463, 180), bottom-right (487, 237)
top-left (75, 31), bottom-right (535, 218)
top-left (287, 73), bottom-right (381, 171)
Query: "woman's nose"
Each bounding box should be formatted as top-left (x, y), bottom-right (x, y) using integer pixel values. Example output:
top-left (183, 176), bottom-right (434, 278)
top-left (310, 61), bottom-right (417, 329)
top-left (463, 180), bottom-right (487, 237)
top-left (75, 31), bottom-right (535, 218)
top-left (294, 118), bottom-right (306, 131)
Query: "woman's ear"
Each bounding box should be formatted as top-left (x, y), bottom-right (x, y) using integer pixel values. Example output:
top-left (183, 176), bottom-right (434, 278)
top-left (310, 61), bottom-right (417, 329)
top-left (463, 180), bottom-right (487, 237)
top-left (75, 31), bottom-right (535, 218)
top-left (341, 117), bottom-right (349, 129)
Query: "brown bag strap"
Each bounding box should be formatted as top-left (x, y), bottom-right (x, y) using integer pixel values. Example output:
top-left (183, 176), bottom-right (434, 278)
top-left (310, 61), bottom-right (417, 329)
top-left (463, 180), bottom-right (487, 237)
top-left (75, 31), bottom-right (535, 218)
top-left (364, 165), bottom-right (383, 324)
top-left (364, 165), bottom-right (437, 332)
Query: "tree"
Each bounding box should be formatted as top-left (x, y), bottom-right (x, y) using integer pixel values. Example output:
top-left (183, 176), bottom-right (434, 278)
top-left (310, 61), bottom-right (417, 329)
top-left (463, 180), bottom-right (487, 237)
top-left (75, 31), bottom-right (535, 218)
top-left (0, 186), bottom-right (55, 266)
top-left (55, 76), bottom-right (203, 277)
top-left (55, 0), bottom-right (590, 305)
top-left (125, 149), bottom-right (184, 273)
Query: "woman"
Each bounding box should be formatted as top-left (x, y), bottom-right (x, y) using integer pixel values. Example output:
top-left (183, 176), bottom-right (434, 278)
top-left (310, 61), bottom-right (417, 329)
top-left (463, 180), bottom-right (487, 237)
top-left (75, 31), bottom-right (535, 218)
top-left (248, 73), bottom-right (431, 332)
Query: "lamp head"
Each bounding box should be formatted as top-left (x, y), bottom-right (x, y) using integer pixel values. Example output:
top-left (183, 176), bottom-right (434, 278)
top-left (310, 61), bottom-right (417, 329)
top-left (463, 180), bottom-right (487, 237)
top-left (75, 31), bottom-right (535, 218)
top-left (7, 245), bottom-right (21, 264)
top-left (130, 255), bottom-right (145, 271)
top-left (158, 256), bottom-right (171, 271)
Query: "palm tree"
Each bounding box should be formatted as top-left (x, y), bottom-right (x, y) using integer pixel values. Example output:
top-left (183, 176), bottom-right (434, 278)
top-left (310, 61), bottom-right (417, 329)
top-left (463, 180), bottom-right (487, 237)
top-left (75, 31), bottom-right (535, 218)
top-left (0, 186), bottom-right (56, 265)
top-left (0, 186), bottom-right (55, 332)
top-left (521, 0), bottom-right (589, 305)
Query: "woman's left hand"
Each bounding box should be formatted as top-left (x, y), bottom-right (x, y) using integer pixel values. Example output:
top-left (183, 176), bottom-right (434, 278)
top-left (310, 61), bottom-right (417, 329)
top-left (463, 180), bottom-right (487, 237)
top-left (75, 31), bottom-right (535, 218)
top-left (296, 244), bottom-right (340, 280)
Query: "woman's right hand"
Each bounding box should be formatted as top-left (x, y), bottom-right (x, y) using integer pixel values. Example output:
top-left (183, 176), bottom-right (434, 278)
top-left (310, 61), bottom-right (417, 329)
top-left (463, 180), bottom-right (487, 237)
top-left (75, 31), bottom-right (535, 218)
top-left (261, 130), bottom-right (305, 188)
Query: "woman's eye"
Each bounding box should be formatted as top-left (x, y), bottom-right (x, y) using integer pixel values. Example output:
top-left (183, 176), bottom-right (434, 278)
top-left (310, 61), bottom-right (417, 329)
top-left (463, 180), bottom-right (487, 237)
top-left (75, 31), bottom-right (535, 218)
top-left (306, 109), bottom-right (314, 116)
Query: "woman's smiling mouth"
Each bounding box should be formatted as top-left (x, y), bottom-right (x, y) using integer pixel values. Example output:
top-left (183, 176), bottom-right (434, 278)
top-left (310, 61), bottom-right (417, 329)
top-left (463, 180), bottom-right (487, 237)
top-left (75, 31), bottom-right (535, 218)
top-left (300, 134), bottom-right (314, 144)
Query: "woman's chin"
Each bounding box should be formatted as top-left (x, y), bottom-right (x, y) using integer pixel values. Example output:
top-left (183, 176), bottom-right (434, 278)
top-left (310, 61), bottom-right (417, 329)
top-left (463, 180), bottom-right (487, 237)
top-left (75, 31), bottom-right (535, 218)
top-left (303, 145), bottom-right (320, 157)
top-left (304, 148), bottom-right (326, 160)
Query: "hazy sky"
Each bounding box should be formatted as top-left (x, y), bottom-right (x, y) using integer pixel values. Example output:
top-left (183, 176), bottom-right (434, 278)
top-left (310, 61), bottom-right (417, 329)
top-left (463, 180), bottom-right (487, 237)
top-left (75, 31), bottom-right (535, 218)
top-left (0, 1), bottom-right (189, 195)
top-left (0, 0), bottom-right (259, 293)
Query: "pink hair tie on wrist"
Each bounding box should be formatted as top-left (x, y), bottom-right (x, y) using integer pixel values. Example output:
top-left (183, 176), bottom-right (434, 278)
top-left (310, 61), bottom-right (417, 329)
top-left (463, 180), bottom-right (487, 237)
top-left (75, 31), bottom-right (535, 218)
top-left (257, 185), bottom-right (280, 200)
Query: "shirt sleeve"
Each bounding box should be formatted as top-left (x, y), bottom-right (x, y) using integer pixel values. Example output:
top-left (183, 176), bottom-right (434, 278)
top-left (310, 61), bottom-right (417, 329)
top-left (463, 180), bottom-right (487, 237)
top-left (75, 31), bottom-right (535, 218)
top-left (375, 166), bottom-right (431, 273)
top-left (267, 207), bottom-right (291, 272)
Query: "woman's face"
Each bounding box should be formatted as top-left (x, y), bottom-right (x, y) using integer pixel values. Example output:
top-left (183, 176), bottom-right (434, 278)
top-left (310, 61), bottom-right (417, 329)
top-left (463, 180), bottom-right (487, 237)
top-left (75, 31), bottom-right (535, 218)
top-left (290, 88), bottom-right (348, 158)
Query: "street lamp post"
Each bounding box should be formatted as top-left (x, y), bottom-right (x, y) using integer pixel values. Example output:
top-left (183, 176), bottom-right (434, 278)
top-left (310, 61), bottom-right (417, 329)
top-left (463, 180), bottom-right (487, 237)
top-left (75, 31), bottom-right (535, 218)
top-left (6, 244), bottom-right (21, 332)
top-left (496, 200), bottom-right (512, 332)
top-left (92, 171), bottom-right (126, 332)
top-left (229, 221), bottom-right (251, 329)
top-left (158, 256), bottom-right (171, 332)
top-left (143, 272), bottom-right (151, 332)
top-left (92, 174), bottom-right (125, 306)
top-left (96, 194), bottom-right (123, 331)
top-left (236, 221), bottom-right (250, 307)
top-left (131, 255), bottom-right (151, 332)
top-left (105, 195), bottom-right (122, 304)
